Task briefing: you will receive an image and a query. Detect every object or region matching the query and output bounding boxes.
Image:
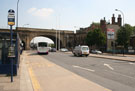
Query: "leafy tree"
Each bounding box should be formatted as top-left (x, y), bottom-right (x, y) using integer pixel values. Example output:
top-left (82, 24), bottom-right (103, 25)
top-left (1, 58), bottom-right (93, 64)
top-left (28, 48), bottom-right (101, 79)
top-left (85, 28), bottom-right (106, 48)
top-left (85, 31), bottom-right (94, 46)
top-left (116, 24), bottom-right (133, 48)
top-left (133, 26), bottom-right (135, 34)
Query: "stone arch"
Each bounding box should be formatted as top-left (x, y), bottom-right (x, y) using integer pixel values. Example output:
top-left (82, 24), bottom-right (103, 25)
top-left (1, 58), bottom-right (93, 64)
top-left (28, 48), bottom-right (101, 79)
top-left (16, 28), bottom-right (74, 50)
top-left (29, 34), bottom-right (63, 50)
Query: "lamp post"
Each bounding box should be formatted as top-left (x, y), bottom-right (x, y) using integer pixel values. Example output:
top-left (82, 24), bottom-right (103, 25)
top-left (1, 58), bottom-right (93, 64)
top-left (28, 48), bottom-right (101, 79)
top-left (16, 0), bottom-right (19, 30)
top-left (58, 15), bottom-right (61, 51)
top-left (55, 29), bottom-right (57, 50)
top-left (55, 16), bottom-right (58, 50)
top-left (59, 30), bottom-right (60, 50)
top-left (55, 13), bottom-right (61, 50)
top-left (115, 9), bottom-right (124, 26)
top-left (115, 9), bottom-right (125, 55)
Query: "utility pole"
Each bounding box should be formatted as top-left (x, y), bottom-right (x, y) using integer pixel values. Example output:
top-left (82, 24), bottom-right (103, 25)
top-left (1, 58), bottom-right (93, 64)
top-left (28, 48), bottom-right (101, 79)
top-left (16, 0), bottom-right (19, 31)
top-left (58, 14), bottom-right (61, 50)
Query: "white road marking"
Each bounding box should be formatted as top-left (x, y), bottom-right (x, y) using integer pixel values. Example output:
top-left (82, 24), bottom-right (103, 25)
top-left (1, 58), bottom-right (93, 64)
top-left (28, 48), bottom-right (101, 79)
top-left (104, 63), bottom-right (114, 70)
top-left (129, 62), bottom-right (135, 65)
top-left (72, 65), bottom-right (95, 72)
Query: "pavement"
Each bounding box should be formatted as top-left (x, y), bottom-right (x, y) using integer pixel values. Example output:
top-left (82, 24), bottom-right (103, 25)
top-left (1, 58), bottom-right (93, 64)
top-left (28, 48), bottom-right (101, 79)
top-left (0, 51), bottom-right (135, 91)
top-left (0, 51), bottom-right (33, 91)
top-left (90, 53), bottom-right (135, 62)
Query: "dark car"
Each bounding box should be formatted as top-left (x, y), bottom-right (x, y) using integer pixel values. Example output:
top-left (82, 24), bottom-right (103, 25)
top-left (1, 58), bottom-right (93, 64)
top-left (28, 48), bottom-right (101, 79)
top-left (50, 48), bottom-right (56, 52)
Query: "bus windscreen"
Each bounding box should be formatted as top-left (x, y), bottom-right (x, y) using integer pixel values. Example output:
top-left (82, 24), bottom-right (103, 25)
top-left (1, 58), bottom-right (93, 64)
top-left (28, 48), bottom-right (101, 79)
top-left (38, 42), bottom-right (47, 47)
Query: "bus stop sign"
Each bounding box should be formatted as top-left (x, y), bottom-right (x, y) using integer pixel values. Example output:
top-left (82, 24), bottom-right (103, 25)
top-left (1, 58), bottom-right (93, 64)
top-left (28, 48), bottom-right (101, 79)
top-left (8, 9), bottom-right (15, 26)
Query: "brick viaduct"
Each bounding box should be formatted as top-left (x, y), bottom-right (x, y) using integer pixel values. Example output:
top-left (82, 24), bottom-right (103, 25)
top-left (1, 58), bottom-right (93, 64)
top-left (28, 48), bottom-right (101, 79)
top-left (0, 27), bottom-right (75, 50)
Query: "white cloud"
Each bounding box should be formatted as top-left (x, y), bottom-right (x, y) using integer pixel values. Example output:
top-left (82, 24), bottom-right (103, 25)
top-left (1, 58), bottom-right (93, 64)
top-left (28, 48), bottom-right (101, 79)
top-left (27, 8), bottom-right (54, 18)
top-left (27, 8), bottom-right (37, 13)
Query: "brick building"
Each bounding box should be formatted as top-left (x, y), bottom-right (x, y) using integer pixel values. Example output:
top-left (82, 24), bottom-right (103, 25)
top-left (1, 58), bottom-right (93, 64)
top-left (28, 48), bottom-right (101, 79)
top-left (75, 14), bottom-right (122, 52)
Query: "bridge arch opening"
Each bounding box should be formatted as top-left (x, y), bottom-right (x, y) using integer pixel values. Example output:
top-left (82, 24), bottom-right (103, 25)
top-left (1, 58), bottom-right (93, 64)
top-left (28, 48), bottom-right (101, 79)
top-left (30, 35), bottom-right (63, 50)
top-left (30, 36), bottom-right (54, 49)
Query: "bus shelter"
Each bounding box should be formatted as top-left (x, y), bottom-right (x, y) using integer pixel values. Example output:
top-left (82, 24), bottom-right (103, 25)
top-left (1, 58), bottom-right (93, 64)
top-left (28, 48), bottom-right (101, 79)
top-left (0, 32), bottom-right (20, 75)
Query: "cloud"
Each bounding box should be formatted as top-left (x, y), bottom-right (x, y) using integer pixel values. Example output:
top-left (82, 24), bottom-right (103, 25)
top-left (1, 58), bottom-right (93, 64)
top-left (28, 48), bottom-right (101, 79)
top-left (27, 8), bottom-right (37, 13)
top-left (27, 8), bottom-right (54, 18)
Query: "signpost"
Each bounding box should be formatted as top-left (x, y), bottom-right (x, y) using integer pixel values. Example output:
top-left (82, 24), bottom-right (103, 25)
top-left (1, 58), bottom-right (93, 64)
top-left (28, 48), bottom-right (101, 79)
top-left (8, 9), bottom-right (15, 82)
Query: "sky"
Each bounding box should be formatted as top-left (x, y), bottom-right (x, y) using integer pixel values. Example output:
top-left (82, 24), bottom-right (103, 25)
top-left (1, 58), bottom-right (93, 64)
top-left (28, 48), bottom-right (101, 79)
top-left (0, 0), bottom-right (135, 31)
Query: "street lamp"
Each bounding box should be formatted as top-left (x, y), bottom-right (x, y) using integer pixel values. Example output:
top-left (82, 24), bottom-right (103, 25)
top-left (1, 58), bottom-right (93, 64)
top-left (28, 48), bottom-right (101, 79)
top-left (115, 9), bottom-right (124, 26)
top-left (16, 0), bottom-right (19, 30)
top-left (59, 30), bottom-right (60, 50)
top-left (55, 29), bottom-right (57, 50)
top-left (115, 9), bottom-right (125, 55)
top-left (58, 15), bottom-right (61, 51)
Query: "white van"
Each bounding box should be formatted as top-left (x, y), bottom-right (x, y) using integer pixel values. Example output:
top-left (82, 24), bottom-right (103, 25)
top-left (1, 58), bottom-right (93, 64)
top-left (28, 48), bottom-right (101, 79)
top-left (73, 45), bottom-right (89, 57)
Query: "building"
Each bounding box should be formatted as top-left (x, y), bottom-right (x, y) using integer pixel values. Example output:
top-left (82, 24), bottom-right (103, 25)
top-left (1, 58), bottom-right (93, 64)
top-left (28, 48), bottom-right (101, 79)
top-left (75, 14), bottom-right (122, 52)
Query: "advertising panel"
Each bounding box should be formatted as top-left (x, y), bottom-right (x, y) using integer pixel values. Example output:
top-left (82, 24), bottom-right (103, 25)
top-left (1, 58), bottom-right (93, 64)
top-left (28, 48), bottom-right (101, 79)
top-left (107, 28), bottom-right (115, 39)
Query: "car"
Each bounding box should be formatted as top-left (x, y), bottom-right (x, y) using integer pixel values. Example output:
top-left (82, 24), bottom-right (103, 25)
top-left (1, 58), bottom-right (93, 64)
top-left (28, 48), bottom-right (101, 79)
top-left (91, 50), bottom-right (102, 54)
top-left (73, 45), bottom-right (89, 57)
top-left (60, 48), bottom-right (68, 52)
top-left (50, 48), bottom-right (56, 52)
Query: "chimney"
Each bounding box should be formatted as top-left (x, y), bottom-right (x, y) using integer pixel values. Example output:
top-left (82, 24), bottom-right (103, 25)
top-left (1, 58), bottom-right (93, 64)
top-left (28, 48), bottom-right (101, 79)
top-left (104, 17), bottom-right (105, 20)
top-left (117, 14), bottom-right (122, 26)
top-left (100, 17), bottom-right (106, 33)
top-left (112, 14), bottom-right (115, 24)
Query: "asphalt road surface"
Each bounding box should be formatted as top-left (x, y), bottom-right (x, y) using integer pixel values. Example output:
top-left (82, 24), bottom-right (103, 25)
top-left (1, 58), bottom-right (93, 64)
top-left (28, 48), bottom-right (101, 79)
top-left (41, 52), bottom-right (135, 91)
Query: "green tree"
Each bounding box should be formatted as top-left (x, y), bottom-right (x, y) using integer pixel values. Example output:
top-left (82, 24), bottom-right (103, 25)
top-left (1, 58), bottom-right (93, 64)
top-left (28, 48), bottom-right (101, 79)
top-left (85, 28), bottom-right (106, 48)
top-left (116, 24), bottom-right (133, 48)
top-left (133, 26), bottom-right (135, 34)
top-left (85, 31), bottom-right (94, 46)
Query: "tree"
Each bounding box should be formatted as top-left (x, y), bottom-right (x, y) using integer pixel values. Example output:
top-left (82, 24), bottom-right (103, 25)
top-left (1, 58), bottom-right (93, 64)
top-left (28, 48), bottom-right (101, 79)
top-left (85, 31), bottom-right (94, 46)
top-left (85, 28), bottom-right (106, 48)
top-left (116, 24), bottom-right (133, 48)
top-left (133, 26), bottom-right (135, 34)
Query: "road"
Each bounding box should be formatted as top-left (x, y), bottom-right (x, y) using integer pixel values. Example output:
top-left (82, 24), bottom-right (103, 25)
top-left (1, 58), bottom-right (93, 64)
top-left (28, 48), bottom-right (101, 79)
top-left (44, 52), bottom-right (135, 91)
top-left (27, 51), bottom-right (135, 91)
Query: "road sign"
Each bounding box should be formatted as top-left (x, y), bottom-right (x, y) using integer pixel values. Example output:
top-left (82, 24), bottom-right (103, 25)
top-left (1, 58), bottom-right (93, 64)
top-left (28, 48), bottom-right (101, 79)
top-left (107, 28), bottom-right (115, 39)
top-left (8, 9), bottom-right (15, 26)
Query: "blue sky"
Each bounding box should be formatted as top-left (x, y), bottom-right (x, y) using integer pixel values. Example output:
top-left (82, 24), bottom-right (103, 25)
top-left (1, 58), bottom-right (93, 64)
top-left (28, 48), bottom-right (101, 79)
top-left (0, 0), bottom-right (135, 31)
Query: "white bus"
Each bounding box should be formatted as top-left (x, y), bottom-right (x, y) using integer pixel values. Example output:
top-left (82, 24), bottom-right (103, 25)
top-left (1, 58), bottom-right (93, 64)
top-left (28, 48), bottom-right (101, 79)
top-left (37, 42), bottom-right (49, 54)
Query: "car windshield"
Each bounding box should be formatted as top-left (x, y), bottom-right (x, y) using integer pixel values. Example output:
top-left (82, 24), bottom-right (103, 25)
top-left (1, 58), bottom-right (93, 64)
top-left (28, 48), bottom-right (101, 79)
top-left (82, 47), bottom-right (89, 50)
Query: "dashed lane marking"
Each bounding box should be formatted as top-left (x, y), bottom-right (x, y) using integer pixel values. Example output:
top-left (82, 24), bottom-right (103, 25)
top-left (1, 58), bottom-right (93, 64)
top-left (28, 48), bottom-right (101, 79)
top-left (129, 62), bottom-right (135, 65)
top-left (72, 65), bottom-right (95, 72)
